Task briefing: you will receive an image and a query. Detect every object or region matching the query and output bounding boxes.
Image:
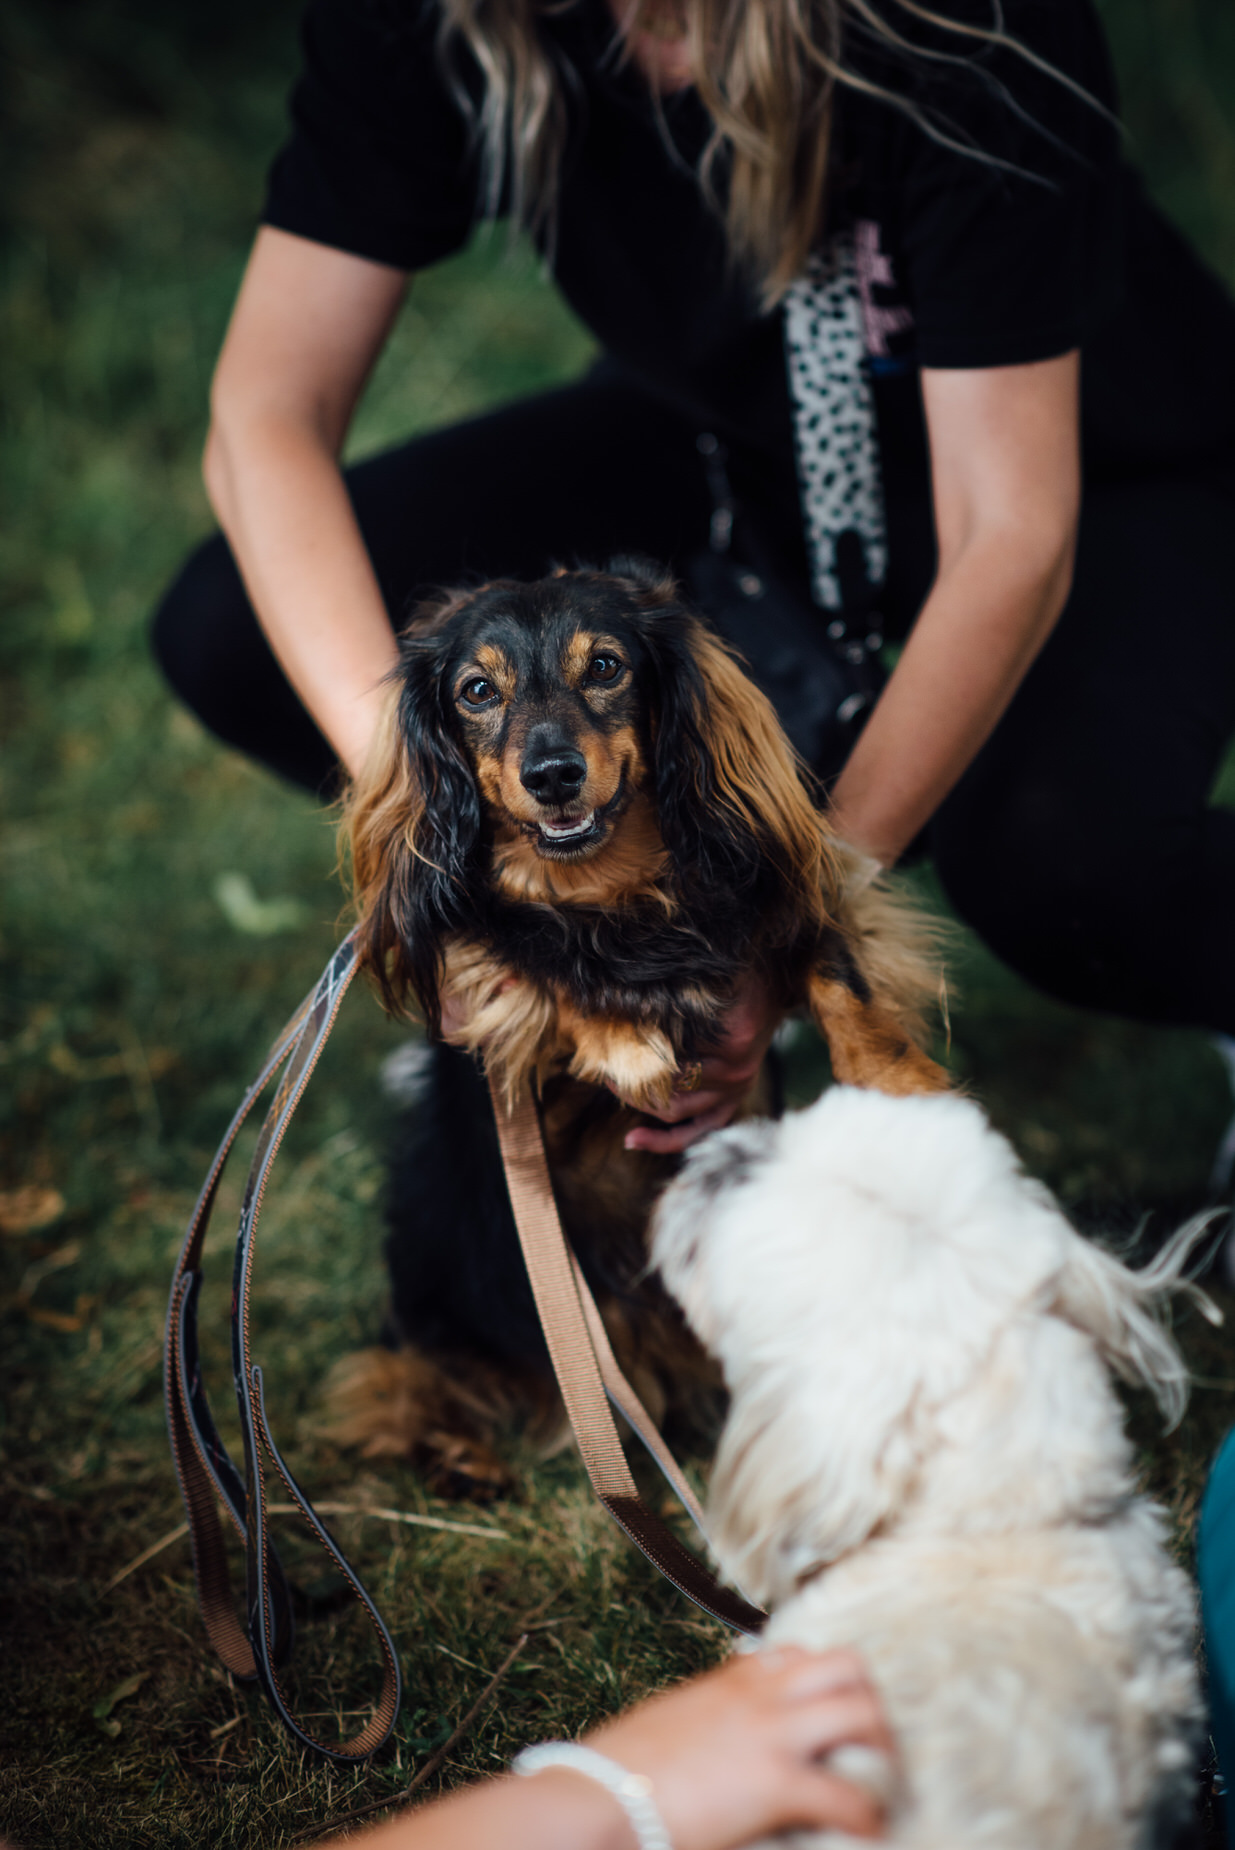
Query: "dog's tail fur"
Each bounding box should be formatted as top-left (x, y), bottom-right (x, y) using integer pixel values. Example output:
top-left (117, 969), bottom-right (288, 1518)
top-left (1053, 1213), bottom-right (1224, 1430)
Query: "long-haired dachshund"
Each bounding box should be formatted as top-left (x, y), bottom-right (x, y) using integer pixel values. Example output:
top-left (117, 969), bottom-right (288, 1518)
top-left (326, 560), bottom-right (948, 1495)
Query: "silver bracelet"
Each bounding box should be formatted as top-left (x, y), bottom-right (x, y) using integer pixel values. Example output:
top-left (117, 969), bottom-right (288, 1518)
top-left (512, 1740), bottom-right (674, 1850)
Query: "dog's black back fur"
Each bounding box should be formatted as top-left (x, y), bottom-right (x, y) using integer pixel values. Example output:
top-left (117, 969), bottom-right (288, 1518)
top-left (382, 1045), bottom-right (544, 1368)
top-left (384, 1044), bottom-right (678, 1372)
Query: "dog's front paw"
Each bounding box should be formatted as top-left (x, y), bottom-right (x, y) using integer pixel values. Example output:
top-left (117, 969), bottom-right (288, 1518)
top-left (563, 1014), bottom-right (679, 1112)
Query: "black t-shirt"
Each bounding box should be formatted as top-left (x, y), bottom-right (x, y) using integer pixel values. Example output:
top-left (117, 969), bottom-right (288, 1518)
top-left (263, 0), bottom-right (1235, 616)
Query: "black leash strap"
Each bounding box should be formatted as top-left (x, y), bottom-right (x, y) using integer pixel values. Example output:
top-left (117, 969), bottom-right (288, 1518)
top-left (164, 932), bottom-right (402, 1762)
top-left (164, 934), bottom-right (761, 1763)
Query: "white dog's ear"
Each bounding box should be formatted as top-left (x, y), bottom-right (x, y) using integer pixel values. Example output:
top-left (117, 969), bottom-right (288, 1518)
top-left (707, 1344), bottom-right (925, 1606)
top-left (1051, 1214), bottom-right (1221, 1430)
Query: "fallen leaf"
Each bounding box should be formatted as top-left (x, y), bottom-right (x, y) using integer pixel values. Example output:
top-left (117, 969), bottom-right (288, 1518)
top-left (0, 1186), bottom-right (65, 1235)
top-left (24, 1292), bottom-right (98, 1333)
top-left (21, 1239), bottom-right (81, 1285)
top-left (92, 1670), bottom-right (150, 1735)
top-left (47, 1045), bottom-right (126, 1080)
top-left (213, 872), bottom-right (308, 937)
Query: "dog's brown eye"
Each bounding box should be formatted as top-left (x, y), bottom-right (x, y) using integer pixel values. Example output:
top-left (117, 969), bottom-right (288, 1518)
top-left (460, 677), bottom-right (497, 708)
top-left (587, 654), bottom-right (622, 684)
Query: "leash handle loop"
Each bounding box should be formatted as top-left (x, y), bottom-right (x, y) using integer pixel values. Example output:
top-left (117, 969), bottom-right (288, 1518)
top-left (244, 1365), bottom-right (402, 1761)
top-left (163, 932), bottom-right (402, 1762)
top-left (165, 931), bottom-right (762, 1766)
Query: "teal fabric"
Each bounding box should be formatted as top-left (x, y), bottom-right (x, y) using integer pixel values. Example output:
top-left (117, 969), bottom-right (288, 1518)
top-left (1199, 1427), bottom-right (1235, 1828)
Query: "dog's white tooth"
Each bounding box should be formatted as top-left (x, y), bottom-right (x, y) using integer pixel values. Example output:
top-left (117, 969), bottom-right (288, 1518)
top-left (541, 810), bottom-right (595, 839)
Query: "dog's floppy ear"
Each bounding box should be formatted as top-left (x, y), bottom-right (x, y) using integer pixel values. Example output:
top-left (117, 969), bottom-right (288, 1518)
top-left (706, 1312), bottom-right (926, 1609)
top-left (609, 561), bottom-right (834, 919)
top-left (345, 630), bottom-right (482, 1036)
top-left (652, 1100), bottom-right (928, 1606)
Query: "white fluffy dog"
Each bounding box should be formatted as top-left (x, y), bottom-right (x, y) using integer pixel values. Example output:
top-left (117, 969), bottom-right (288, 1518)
top-left (652, 1086), bottom-right (1210, 1850)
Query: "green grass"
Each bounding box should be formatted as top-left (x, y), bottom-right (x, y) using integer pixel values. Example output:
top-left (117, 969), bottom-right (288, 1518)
top-left (3, 0), bottom-right (1235, 1843)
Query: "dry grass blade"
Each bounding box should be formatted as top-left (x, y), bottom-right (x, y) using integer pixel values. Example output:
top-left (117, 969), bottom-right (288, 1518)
top-left (274, 1502), bottom-right (508, 1541)
top-left (291, 1632), bottom-right (530, 1845)
top-left (0, 1184), bottom-right (66, 1235)
top-left (100, 1521), bottom-right (190, 1594)
top-left (101, 1502), bottom-right (506, 1598)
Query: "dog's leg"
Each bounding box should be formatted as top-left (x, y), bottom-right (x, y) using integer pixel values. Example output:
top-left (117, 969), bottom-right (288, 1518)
top-left (807, 968), bottom-right (950, 1096)
top-left (553, 1003), bottom-right (680, 1113)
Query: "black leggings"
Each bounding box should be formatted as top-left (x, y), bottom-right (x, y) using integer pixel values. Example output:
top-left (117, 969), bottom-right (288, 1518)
top-left (152, 369), bottom-right (1235, 1034)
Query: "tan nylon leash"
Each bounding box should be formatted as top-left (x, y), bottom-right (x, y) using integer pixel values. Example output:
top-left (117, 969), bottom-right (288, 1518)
top-left (165, 935), bottom-right (761, 1769)
top-left (165, 934), bottom-right (402, 1763)
top-left (487, 1074), bottom-right (764, 1634)
top-left (569, 1252), bottom-right (709, 1539)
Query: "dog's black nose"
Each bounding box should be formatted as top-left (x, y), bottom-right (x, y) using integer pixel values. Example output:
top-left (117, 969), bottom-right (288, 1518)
top-left (520, 747), bottom-right (587, 807)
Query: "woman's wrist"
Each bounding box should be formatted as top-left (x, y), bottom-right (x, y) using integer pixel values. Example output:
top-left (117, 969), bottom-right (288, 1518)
top-left (825, 815), bottom-right (896, 878)
top-left (503, 1765), bottom-right (643, 1850)
top-left (515, 1744), bottom-right (670, 1849)
top-left (349, 1764), bottom-right (641, 1850)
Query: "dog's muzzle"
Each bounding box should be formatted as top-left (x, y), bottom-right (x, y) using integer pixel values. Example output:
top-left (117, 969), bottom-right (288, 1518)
top-left (525, 773), bottom-right (628, 859)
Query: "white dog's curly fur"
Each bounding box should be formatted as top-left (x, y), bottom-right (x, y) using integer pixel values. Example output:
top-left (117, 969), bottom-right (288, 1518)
top-left (652, 1087), bottom-right (1213, 1850)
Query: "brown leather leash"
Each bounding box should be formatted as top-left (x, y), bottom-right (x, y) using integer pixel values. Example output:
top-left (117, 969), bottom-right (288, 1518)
top-left (163, 933), bottom-right (764, 1764)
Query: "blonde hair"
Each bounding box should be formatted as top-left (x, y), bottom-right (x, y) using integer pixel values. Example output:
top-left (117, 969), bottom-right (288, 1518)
top-left (437, 0), bottom-right (1107, 309)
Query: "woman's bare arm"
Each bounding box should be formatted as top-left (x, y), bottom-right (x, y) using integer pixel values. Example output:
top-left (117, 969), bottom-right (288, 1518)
top-left (631, 350), bottom-right (1080, 1151)
top-left (827, 350), bottom-right (1081, 865)
top-left (313, 1648), bottom-right (891, 1850)
top-left (203, 226), bottom-right (409, 779)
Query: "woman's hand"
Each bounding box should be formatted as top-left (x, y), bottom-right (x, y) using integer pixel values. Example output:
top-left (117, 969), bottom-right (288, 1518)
top-left (620, 970), bottom-right (780, 1155)
top-left (317, 1646), bottom-right (892, 1850)
top-left (585, 1645), bottom-right (893, 1850)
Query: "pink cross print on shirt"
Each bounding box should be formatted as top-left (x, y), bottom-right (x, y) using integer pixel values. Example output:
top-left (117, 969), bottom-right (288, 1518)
top-left (854, 219), bottom-right (915, 358)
